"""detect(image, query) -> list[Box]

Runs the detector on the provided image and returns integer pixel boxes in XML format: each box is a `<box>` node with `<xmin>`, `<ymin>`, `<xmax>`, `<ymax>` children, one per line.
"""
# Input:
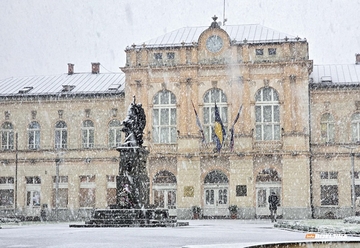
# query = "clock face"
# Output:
<box><xmin>206</xmin><ymin>35</ymin><xmax>223</xmax><ymax>53</ymax></box>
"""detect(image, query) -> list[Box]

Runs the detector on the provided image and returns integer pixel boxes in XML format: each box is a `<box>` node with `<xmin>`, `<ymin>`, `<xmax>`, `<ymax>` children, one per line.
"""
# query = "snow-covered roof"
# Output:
<box><xmin>0</xmin><ymin>73</ymin><xmax>125</xmax><ymax>97</ymax></box>
<box><xmin>131</xmin><ymin>24</ymin><xmax>305</xmax><ymax>49</ymax></box>
<box><xmin>310</xmin><ymin>64</ymin><xmax>360</xmax><ymax>87</ymax></box>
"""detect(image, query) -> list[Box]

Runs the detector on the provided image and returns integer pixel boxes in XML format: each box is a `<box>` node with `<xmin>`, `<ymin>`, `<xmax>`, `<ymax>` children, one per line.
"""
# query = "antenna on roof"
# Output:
<box><xmin>223</xmin><ymin>0</ymin><xmax>227</xmax><ymax>26</ymax></box>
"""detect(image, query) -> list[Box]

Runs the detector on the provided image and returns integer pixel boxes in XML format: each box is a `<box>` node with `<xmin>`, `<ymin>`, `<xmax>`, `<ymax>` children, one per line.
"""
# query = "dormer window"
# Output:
<box><xmin>18</xmin><ymin>86</ymin><xmax>33</xmax><ymax>94</ymax></box>
<box><xmin>61</xmin><ymin>85</ymin><xmax>75</xmax><ymax>92</ymax></box>
<box><xmin>108</xmin><ymin>84</ymin><xmax>121</xmax><ymax>91</ymax></box>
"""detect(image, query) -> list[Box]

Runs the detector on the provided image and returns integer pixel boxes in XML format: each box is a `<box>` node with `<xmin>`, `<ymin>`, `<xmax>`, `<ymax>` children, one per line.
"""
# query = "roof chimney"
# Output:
<box><xmin>356</xmin><ymin>54</ymin><xmax>360</xmax><ymax>65</ymax></box>
<box><xmin>67</xmin><ymin>63</ymin><xmax>74</xmax><ymax>75</ymax></box>
<box><xmin>91</xmin><ymin>62</ymin><xmax>100</xmax><ymax>74</ymax></box>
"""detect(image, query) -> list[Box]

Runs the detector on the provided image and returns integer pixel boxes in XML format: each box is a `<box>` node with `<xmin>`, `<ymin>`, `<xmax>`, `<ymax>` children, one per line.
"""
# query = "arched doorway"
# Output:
<box><xmin>152</xmin><ymin>171</ymin><xmax>177</xmax><ymax>216</ymax></box>
<box><xmin>255</xmin><ymin>168</ymin><xmax>282</xmax><ymax>216</ymax></box>
<box><xmin>203</xmin><ymin>170</ymin><xmax>229</xmax><ymax>217</ymax></box>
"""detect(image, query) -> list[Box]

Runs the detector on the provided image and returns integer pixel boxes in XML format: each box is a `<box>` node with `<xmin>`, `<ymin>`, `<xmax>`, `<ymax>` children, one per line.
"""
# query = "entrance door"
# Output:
<box><xmin>256</xmin><ymin>185</ymin><xmax>281</xmax><ymax>216</ymax></box>
<box><xmin>152</xmin><ymin>170</ymin><xmax>177</xmax><ymax>216</ymax></box>
<box><xmin>203</xmin><ymin>170</ymin><xmax>229</xmax><ymax>217</ymax></box>
<box><xmin>203</xmin><ymin>186</ymin><xmax>228</xmax><ymax>216</ymax></box>
<box><xmin>153</xmin><ymin>188</ymin><xmax>177</xmax><ymax>216</ymax></box>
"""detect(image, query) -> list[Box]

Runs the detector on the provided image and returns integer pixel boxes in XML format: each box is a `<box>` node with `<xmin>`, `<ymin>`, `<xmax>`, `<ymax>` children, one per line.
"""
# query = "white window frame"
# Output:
<box><xmin>108</xmin><ymin>120</ymin><xmax>122</xmax><ymax>148</ymax></box>
<box><xmin>28</xmin><ymin>121</ymin><xmax>40</xmax><ymax>149</ymax></box>
<box><xmin>320</xmin><ymin>113</ymin><xmax>335</xmax><ymax>143</ymax></box>
<box><xmin>203</xmin><ymin>88</ymin><xmax>228</xmax><ymax>143</ymax></box>
<box><xmin>351</xmin><ymin>113</ymin><xmax>360</xmax><ymax>143</ymax></box>
<box><xmin>1</xmin><ymin>122</ymin><xmax>14</xmax><ymax>150</ymax></box>
<box><xmin>82</xmin><ymin>120</ymin><xmax>94</xmax><ymax>148</ymax></box>
<box><xmin>152</xmin><ymin>90</ymin><xmax>177</xmax><ymax>144</ymax></box>
<box><xmin>25</xmin><ymin>176</ymin><xmax>41</xmax><ymax>208</ymax></box>
<box><xmin>55</xmin><ymin>121</ymin><xmax>67</xmax><ymax>149</ymax></box>
<box><xmin>255</xmin><ymin>87</ymin><xmax>280</xmax><ymax>141</ymax></box>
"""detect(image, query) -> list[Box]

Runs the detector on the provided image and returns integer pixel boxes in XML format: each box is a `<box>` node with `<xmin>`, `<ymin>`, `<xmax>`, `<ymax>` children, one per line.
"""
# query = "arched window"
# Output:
<box><xmin>1</xmin><ymin>122</ymin><xmax>14</xmax><ymax>150</ymax></box>
<box><xmin>320</xmin><ymin>113</ymin><xmax>334</xmax><ymax>143</ymax></box>
<box><xmin>203</xmin><ymin>89</ymin><xmax>228</xmax><ymax>142</ymax></box>
<box><xmin>204</xmin><ymin>170</ymin><xmax>229</xmax><ymax>184</ymax></box>
<box><xmin>152</xmin><ymin>90</ymin><xmax>177</xmax><ymax>144</ymax></box>
<box><xmin>55</xmin><ymin>121</ymin><xmax>67</xmax><ymax>149</ymax></box>
<box><xmin>351</xmin><ymin>113</ymin><xmax>360</xmax><ymax>143</ymax></box>
<box><xmin>108</xmin><ymin>119</ymin><xmax>122</xmax><ymax>147</ymax></box>
<box><xmin>256</xmin><ymin>168</ymin><xmax>281</xmax><ymax>182</ymax></box>
<box><xmin>28</xmin><ymin>121</ymin><xmax>40</xmax><ymax>149</ymax></box>
<box><xmin>82</xmin><ymin>120</ymin><xmax>94</xmax><ymax>148</ymax></box>
<box><xmin>255</xmin><ymin>87</ymin><xmax>280</xmax><ymax>141</ymax></box>
<box><xmin>153</xmin><ymin>171</ymin><xmax>177</xmax><ymax>184</ymax></box>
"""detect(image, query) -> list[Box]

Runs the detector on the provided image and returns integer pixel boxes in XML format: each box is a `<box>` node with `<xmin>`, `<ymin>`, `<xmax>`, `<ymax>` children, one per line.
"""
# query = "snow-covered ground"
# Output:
<box><xmin>276</xmin><ymin>218</ymin><xmax>360</xmax><ymax>235</ymax></box>
<box><xmin>1</xmin><ymin>219</ymin><xmax>360</xmax><ymax>248</ymax></box>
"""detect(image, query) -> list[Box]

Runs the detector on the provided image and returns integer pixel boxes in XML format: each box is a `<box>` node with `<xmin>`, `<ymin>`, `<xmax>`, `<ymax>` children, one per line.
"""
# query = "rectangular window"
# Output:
<box><xmin>255</xmin><ymin>49</ymin><xmax>264</xmax><ymax>55</ymax></box>
<box><xmin>79</xmin><ymin>188</ymin><xmax>95</xmax><ymax>208</ymax></box>
<box><xmin>321</xmin><ymin>185</ymin><xmax>338</xmax><ymax>205</ymax></box>
<box><xmin>154</xmin><ymin>53</ymin><xmax>162</xmax><ymax>60</ymax></box>
<box><xmin>186</xmin><ymin>50</ymin><xmax>191</xmax><ymax>64</ymax></box>
<box><xmin>0</xmin><ymin>177</ymin><xmax>14</xmax><ymax>207</ymax></box>
<box><xmin>0</xmin><ymin>189</ymin><xmax>14</xmax><ymax>207</ymax></box>
<box><xmin>268</xmin><ymin>48</ymin><xmax>276</xmax><ymax>55</ymax></box>
<box><xmin>166</xmin><ymin>52</ymin><xmax>175</xmax><ymax>59</ymax></box>
<box><xmin>52</xmin><ymin>176</ymin><xmax>68</xmax><ymax>208</ymax></box>
<box><xmin>107</xmin><ymin>175</ymin><xmax>116</xmax><ymax>207</ymax></box>
<box><xmin>26</xmin><ymin>176</ymin><xmax>41</xmax><ymax>184</ymax></box>
<box><xmin>79</xmin><ymin>175</ymin><xmax>95</xmax><ymax>208</ymax></box>
<box><xmin>1</xmin><ymin>130</ymin><xmax>14</xmax><ymax>150</ymax></box>
<box><xmin>167</xmin><ymin>190</ymin><xmax>176</xmax><ymax>209</ymax></box>
<box><xmin>52</xmin><ymin>188</ymin><xmax>68</xmax><ymax>208</ymax></box>
<box><xmin>27</xmin><ymin>190</ymin><xmax>41</xmax><ymax>207</ymax></box>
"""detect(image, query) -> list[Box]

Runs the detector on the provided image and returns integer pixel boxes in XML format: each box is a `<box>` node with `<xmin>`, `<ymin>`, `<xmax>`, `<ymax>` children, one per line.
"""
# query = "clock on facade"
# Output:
<box><xmin>206</xmin><ymin>35</ymin><xmax>223</xmax><ymax>53</ymax></box>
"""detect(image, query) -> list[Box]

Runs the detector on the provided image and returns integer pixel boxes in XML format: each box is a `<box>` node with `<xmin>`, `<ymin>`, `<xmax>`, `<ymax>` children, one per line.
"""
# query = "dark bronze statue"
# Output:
<box><xmin>121</xmin><ymin>96</ymin><xmax>146</xmax><ymax>147</ymax></box>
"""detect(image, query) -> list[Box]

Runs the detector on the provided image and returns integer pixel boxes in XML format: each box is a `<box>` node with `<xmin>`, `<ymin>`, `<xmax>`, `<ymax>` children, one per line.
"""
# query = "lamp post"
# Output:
<box><xmin>343</xmin><ymin>146</ymin><xmax>356</xmax><ymax>216</ymax></box>
<box><xmin>55</xmin><ymin>157</ymin><xmax>60</xmax><ymax>221</ymax></box>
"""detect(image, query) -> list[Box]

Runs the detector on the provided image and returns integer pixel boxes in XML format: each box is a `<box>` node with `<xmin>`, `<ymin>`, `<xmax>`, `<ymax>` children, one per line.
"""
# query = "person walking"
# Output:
<box><xmin>268</xmin><ymin>191</ymin><xmax>279</xmax><ymax>222</ymax></box>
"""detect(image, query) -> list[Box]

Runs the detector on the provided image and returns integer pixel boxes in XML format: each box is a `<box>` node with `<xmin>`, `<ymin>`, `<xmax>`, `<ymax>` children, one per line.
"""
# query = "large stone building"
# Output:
<box><xmin>1</xmin><ymin>17</ymin><xmax>360</xmax><ymax>220</ymax></box>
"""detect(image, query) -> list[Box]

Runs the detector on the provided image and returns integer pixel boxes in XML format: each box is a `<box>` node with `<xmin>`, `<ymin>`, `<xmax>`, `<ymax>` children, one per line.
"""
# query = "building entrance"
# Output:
<box><xmin>203</xmin><ymin>170</ymin><xmax>229</xmax><ymax>217</ymax></box>
<box><xmin>255</xmin><ymin>168</ymin><xmax>282</xmax><ymax>217</ymax></box>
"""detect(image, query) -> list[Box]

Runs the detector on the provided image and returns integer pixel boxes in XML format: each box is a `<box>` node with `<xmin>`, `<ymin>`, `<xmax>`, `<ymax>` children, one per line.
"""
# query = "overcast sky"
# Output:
<box><xmin>0</xmin><ymin>0</ymin><xmax>359</xmax><ymax>80</ymax></box>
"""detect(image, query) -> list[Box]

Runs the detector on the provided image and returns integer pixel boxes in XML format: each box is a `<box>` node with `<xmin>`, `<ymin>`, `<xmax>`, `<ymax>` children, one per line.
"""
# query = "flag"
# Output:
<box><xmin>213</xmin><ymin>102</ymin><xmax>226</xmax><ymax>152</ymax></box>
<box><xmin>191</xmin><ymin>101</ymin><xmax>206</xmax><ymax>143</ymax></box>
<box><xmin>230</xmin><ymin>105</ymin><xmax>242</xmax><ymax>152</ymax></box>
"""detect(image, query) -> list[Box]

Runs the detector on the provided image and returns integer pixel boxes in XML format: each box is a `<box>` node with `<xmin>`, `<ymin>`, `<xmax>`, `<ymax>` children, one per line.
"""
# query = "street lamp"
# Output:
<box><xmin>343</xmin><ymin>146</ymin><xmax>356</xmax><ymax>216</ymax></box>
<box><xmin>55</xmin><ymin>157</ymin><xmax>61</xmax><ymax>221</ymax></box>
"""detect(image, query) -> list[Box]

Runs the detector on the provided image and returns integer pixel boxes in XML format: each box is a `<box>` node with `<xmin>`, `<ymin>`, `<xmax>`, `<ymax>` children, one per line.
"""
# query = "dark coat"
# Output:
<box><xmin>268</xmin><ymin>194</ymin><xmax>279</xmax><ymax>210</ymax></box>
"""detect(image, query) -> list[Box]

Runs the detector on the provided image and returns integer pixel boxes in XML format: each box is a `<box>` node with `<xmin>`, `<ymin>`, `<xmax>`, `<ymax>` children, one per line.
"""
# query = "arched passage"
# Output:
<box><xmin>203</xmin><ymin>170</ymin><xmax>229</xmax><ymax>217</ymax></box>
<box><xmin>255</xmin><ymin>168</ymin><xmax>282</xmax><ymax>216</ymax></box>
<box><xmin>152</xmin><ymin>170</ymin><xmax>177</xmax><ymax>216</ymax></box>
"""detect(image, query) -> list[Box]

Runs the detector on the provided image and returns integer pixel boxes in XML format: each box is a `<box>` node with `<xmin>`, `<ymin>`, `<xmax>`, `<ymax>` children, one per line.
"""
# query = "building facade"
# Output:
<box><xmin>0</xmin><ymin>64</ymin><xmax>125</xmax><ymax>220</ymax></box>
<box><xmin>122</xmin><ymin>17</ymin><xmax>312</xmax><ymax>219</ymax></box>
<box><xmin>1</xmin><ymin>18</ymin><xmax>360</xmax><ymax>220</ymax></box>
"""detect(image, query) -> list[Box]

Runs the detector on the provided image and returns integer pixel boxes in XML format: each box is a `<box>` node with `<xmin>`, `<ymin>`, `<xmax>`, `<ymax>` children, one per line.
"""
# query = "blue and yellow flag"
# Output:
<box><xmin>213</xmin><ymin>102</ymin><xmax>226</xmax><ymax>152</ymax></box>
